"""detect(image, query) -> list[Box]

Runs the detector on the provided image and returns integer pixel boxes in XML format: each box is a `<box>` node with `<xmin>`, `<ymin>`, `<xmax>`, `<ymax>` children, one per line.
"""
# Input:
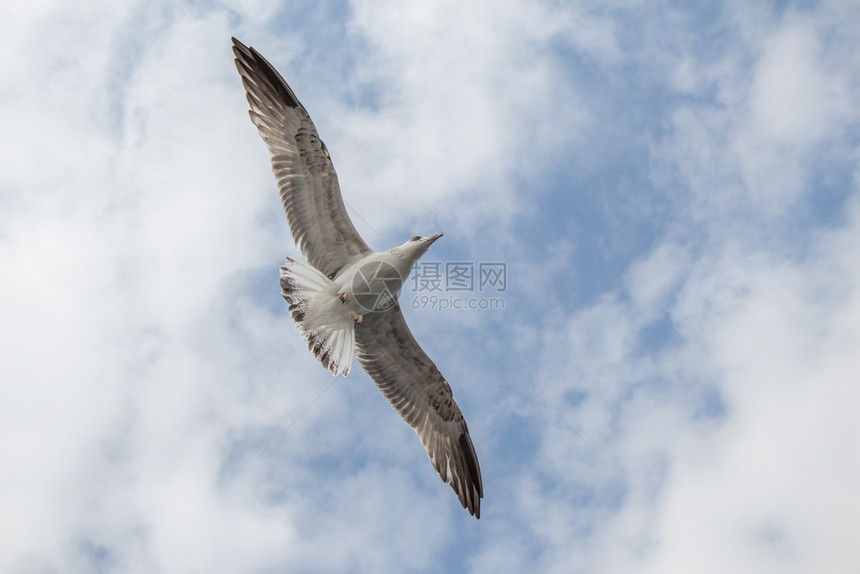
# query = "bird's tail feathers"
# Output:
<box><xmin>280</xmin><ymin>257</ymin><xmax>354</xmax><ymax>376</ymax></box>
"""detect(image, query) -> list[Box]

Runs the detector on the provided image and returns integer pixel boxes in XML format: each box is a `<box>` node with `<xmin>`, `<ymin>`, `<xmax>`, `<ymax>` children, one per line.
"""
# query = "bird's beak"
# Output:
<box><xmin>427</xmin><ymin>232</ymin><xmax>444</xmax><ymax>244</ymax></box>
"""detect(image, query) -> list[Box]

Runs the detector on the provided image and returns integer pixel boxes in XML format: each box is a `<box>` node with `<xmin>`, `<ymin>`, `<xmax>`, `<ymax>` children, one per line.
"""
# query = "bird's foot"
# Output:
<box><xmin>338</xmin><ymin>292</ymin><xmax>348</xmax><ymax>303</ymax></box>
<box><xmin>353</xmin><ymin>313</ymin><xmax>363</xmax><ymax>326</ymax></box>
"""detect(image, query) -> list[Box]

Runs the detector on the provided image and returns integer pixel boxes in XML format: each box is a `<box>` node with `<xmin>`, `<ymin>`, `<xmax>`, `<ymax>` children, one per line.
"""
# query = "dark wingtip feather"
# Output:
<box><xmin>458</xmin><ymin>432</ymin><xmax>483</xmax><ymax>518</ymax></box>
<box><xmin>231</xmin><ymin>37</ymin><xmax>302</xmax><ymax>109</ymax></box>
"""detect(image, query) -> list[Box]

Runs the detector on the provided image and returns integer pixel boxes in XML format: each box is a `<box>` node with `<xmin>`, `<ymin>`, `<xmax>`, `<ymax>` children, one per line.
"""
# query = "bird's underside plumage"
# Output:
<box><xmin>232</xmin><ymin>37</ymin><xmax>483</xmax><ymax>517</ymax></box>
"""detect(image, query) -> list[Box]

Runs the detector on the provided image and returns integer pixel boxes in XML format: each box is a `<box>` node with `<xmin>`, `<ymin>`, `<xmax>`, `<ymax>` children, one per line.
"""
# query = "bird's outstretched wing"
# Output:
<box><xmin>355</xmin><ymin>304</ymin><xmax>483</xmax><ymax>517</ymax></box>
<box><xmin>232</xmin><ymin>37</ymin><xmax>372</xmax><ymax>278</ymax></box>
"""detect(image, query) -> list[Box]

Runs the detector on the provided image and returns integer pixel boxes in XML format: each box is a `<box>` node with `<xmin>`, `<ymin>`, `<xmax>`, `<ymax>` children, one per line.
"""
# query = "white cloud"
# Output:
<box><xmin>495</xmin><ymin>202</ymin><xmax>860</xmax><ymax>574</ymax></box>
<box><xmin>637</xmin><ymin>202</ymin><xmax>860</xmax><ymax>574</ymax></box>
<box><xmin>314</xmin><ymin>0</ymin><xmax>604</xmax><ymax>239</ymax></box>
<box><xmin>652</xmin><ymin>2</ymin><xmax>860</xmax><ymax>220</ymax></box>
<box><xmin>467</xmin><ymin>4</ymin><xmax>860</xmax><ymax>571</ymax></box>
<box><xmin>2</xmin><ymin>1</ymin><xmax>860</xmax><ymax>573</ymax></box>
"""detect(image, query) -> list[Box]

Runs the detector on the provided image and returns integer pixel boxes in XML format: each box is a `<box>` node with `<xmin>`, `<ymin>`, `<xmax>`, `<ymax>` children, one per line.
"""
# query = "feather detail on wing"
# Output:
<box><xmin>232</xmin><ymin>37</ymin><xmax>372</xmax><ymax>278</ymax></box>
<box><xmin>355</xmin><ymin>304</ymin><xmax>483</xmax><ymax>518</ymax></box>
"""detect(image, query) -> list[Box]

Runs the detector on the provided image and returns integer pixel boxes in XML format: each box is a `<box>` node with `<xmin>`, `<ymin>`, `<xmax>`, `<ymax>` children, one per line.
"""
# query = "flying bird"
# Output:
<box><xmin>232</xmin><ymin>38</ymin><xmax>483</xmax><ymax>517</ymax></box>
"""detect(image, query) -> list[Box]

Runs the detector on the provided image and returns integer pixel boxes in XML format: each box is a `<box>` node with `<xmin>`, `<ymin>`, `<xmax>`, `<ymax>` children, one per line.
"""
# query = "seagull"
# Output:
<box><xmin>232</xmin><ymin>38</ymin><xmax>483</xmax><ymax>518</ymax></box>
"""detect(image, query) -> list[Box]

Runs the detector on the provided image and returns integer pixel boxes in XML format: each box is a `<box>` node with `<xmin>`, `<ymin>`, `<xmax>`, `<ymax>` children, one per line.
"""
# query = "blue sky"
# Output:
<box><xmin>2</xmin><ymin>1</ymin><xmax>860</xmax><ymax>572</ymax></box>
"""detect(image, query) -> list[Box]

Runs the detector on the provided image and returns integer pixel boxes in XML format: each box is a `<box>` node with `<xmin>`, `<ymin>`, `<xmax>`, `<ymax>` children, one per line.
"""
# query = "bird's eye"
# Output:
<box><xmin>410</xmin><ymin>235</ymin><xmax>421</xmax><ymax>241</ymax></box>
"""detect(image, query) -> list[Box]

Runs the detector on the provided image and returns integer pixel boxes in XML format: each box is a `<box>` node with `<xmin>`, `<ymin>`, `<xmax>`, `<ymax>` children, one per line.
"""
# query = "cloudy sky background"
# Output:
<box><xmin>2</xmin><ymin>0</ymin><xmax>859</xmax><ymax>572</ymax></box>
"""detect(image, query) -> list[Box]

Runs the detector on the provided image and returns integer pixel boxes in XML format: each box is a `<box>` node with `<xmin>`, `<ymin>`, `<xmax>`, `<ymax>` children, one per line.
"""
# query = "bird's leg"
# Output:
<box><xmin>353</xmin><ymin>313</ymin><xmax>363</xmax><ymax>326</ymax></box>
<box><xmin>338</xmin><ymin>292</ymin><xmax>348</xmax><ymax>303</ymax></box>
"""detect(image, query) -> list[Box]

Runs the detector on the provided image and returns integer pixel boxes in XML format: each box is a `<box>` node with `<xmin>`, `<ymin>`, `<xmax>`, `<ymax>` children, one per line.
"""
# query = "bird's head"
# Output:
<box><xmin>395</xmin><ymin>232</ymin><xmax>444</xmax><ymax>265</ymax></box>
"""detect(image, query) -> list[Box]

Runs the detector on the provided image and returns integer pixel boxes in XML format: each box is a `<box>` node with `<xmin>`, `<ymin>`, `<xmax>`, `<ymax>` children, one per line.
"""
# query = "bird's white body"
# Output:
<box><xmin>281</xmin><ymin>234</ymin><xmax>443</xmax><ymax>375</ymax></box>
<box><xmin>329</xmin><ymin>234</ymin><xmax>443</xmax><ymax>320</ymax></box>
